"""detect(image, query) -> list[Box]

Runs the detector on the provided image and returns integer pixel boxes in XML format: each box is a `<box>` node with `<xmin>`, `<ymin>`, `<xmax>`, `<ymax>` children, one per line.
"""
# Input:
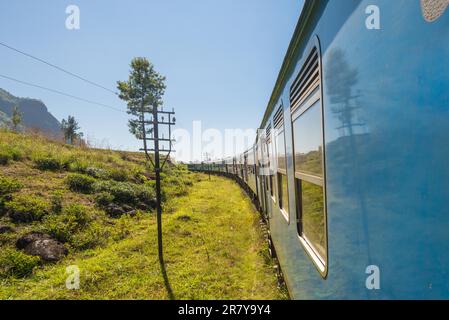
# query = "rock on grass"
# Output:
<box><xmin>16</xmin><ymin>232</ymin><xmax>68</xmax><ymax>262</ymax></box>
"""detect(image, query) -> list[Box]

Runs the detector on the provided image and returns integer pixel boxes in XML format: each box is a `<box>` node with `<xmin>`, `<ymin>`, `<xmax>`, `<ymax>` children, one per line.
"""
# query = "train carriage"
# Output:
<box><xmin>245</xmin><ymin>148</ymin><xmax>257</xmax><ymax>195</ymax></box>
<box><xmin>192</xmin><ymin>0</ymin><xmax>449</xmax><ymax>299</ymax></box>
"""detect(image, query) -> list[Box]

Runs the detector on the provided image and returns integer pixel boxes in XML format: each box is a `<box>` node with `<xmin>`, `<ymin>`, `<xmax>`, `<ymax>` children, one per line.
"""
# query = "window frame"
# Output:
<box><xmin>290</xmin><ymin>38</ymin><xmax>328</xmax><ymax>279</ymax></box>
<box><xmin>275</xmin><ymin>127</ymin><xmax>289</xmax><ymax>222</ymax></box>
<box><xmin>267</xmin><ymin>140</ymin><xmax>276</xmax><ymax>203</ymax></box>
<box><xmin>244</xmin><ymin>154</ymin><xmax>248</xmax><ymax>182</ymax></box>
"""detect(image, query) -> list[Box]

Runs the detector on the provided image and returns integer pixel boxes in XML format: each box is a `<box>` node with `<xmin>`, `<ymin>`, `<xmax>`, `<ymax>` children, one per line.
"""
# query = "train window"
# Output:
<box><xmin>265</xmin><ymin>157</ymin><xmax>270</xmax><ymax>192</ymax></box>
<box><xmin>276</xmin><ymin>129</ymin><xmax>287</xmax><ymax>172</ymax></box>
<box><xmin>277</xmin><ymin>173</ymin><xmax>282</xmax><ymax>204</ymax></box>
<box><xmin>276</xmin><ymin>129</ymin><xmax>289</xmax><ymax>218</ymax></box>
<box><xmin>244</xmin><ymin>156</ymin><xmax>248</xmax><ymax>181</ymax></box>
<box><xmin>277</xmin><ymin>172</ymin><xmax>289</xmax><ymax>212</ymax></box>
<box><xmin>299</xmin><ymin>180</ymin><xmax>325</xmax><ymax>258</ymax></box>
<box><xmin>293</xmin><ymin>100</ymin><xmax>323</xmax><ymax>178</ymax></box>
<box><xmin>264</xmin><ymin>144</ymin><xmax>270</xmax><ymax>193</ymax></box>
<box><xmin>267</xmin><ymin>141</ymin><xmax>275</xmax><ymax>199</ymax></box>
<box><xmin>274</xmin><ymin>106</ymin><xmax>289</xmax><ymax>220</ymax></box>
<box><xmin>290</xmin><ymin>44</ymin><xmax>327</xmax><ymax>275</ymax></box>
<box><xmin>265</xmin><ymin>125</ymin><xmax>275</xmax><ymax>200</ymax></box>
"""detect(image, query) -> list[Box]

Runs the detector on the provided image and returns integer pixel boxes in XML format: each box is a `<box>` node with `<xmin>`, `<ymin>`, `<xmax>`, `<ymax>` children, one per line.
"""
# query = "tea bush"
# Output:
<box><xmin>50</xmin><ymin>191</ymin><xmax>64</xmax><ymax>214</ymax></box>
<box><xmin>66</xmin><ymin>173</ymin><xmax>96</xmax><ymax>193</ymax></box>
<box><xmin>34</xmin><ymin>156</ymin><xmax>67</xmax><ymax>171</ymax></box>
<box><xmin>68</xmin><ymin>159</ymin><xmax>89</xmax><ymax>173</ymax></box>
<box><xmin>0</xmin><ymin>175</ymin><xmax>22</xmax><ymax>195</ymax></box>
<box><xmin>5</xmin><ymin>195</ymin><xmax>49</xmax><ymax>223</ymax></box>
<box><xmin>0</xmin><ymin>151</ymin><xmax>11</xmax><ymax>165</ymax></box>
<box><xmin>0</xmin><ymin>176</ymin><xmax>22</xmax><ymax>216</ymax></box>
<box><xmin>108</xmin><ymin>168</ymin><xmax>129</xmax><ymax>182</ymax></box>
<box><xmin>85</xmin><ymin>167</ymin><xmax>108</xmax><ymax>179</ymax></box>
<box><xmin>94</xmin><ymin>191</ymin><xmax>115</xmax><ymax>207</ymax></box>
<box><xmin>0</xmin><ymin>145</ymin><xmax>24</xmax><ymax>165</ymax></box>
<box><xmin>0</xmin><ymin>248</ymin><xmax>40</xmax><ymax>278</ymax></box>
<box><xmin>43</xmin><ymin>204</ymin><xmax>91</xmax><ymax>243</ymax></box>
<box><xmin>93</xmin><ymin>180</ymin><xmax>155</xmax><ymax>206</ymax></box>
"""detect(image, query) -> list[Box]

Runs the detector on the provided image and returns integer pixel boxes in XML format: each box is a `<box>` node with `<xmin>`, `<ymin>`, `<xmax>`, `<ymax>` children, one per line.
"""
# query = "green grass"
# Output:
<box><xmin>0</xmin><ymin>130</ymin><xmax>285</xmax><ymax>299</ymax></box>
<box><xmin>0</xmin><ymin>175</ymin><xmax>286</xmax><ymax>299</ymax></box>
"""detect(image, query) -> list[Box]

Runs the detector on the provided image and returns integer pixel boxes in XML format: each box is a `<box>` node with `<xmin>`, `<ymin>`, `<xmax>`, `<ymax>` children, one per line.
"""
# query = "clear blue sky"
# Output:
<box><xmin>0</xmin><ymin>0</ymin><xmax>303</xmax><ymax>161</ymax></box>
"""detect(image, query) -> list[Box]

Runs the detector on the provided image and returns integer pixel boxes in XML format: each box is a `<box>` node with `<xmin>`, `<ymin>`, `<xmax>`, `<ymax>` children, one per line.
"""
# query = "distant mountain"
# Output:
<box><xmin>0</xmin><ymin>88</ymin><xmax>61</xmax><ymax>135</ymax></box>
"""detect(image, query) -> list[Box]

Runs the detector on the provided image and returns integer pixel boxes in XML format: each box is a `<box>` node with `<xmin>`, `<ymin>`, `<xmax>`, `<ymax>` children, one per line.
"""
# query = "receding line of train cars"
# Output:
<box><xmin>189</xmin><ymin>0</ymin><xmax>449</xmax><ymax>299</ymax></box>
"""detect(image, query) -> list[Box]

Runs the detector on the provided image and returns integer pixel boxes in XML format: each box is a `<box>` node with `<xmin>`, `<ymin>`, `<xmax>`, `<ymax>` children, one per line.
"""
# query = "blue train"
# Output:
<box><xmin>189</xmin><ymin>0</ymin><xmax>449</xmax><ymax>299</ymax></box>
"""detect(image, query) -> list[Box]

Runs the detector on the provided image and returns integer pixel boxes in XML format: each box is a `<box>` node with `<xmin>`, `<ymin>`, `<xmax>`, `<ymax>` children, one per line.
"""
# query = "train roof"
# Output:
<box><xmin>259</xmin><ymin>0</ymin><xmax>317</xmax><ymax>130</ymax></box>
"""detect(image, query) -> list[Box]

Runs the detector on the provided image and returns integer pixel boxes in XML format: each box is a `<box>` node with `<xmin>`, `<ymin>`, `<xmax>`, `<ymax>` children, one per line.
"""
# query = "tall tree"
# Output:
<box><xmin>116</xmin><ymin>57</ymin><xmax>166</xmax><ymax>139</ymax></box>
<box><xmin>61</xmin><ymin>115</ymin><xmax>82</xmax><ymax>145</ymax></box>
<box><xmin>11</xmin><ymin>105</ymin><xmax>23</xmax><ymax>132</ymax></box>
<box><xmin>117</xmin><ymin>57</ymin><xmax>168</xmax><ymax>266</ymax></box>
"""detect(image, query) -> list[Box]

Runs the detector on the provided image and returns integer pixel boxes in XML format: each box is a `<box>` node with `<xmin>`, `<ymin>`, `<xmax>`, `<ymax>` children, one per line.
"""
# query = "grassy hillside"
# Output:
<box><xmin>0</xmin><ymin>130</ymin><xmax>285</xmax><ymax>299</ymax></box>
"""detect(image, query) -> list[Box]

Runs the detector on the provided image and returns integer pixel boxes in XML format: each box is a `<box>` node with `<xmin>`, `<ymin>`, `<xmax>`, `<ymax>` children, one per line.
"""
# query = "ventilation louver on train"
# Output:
<box><xmin>266</xmin><ymin>125</ymin><xmax>272</xmax><ymax>142</ymax></box>
<box><xmin>290</xmin><ymin>47</ymin><xmax>320</xmax><ymax>114</ymax></box>
<box><xmin>273</xmin><ymin>106</ymin><xmax>284</xmax><ymax>129</ymax></box>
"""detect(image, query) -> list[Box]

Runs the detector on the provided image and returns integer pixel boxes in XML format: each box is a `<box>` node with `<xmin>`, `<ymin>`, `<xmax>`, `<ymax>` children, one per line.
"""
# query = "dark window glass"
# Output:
<box><xmin>278</xmin><ymin>173</ymin><xmax>289</xmax><ymax>214</ymax></box>
<box><xmin>277</xmin><ymin>173</ymin><xmax>282</xmax><ymax>206</ymax></box>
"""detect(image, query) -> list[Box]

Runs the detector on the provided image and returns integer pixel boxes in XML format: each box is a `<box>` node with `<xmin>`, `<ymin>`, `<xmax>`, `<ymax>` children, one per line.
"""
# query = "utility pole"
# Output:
<box><xmin>140</xmin><ymin>106</ymin><xmax>175</xmax><ymax>262</ymax></box>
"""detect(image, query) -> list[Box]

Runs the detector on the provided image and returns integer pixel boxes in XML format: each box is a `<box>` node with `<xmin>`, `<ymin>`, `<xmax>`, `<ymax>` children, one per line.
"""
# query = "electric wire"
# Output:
<box><xmin>0</xmin><ymin>41</ymin><xmax>118</xmax><ymax>95</ymax></box>
<box><xmin>0</xmin><ymin>73</ymin><xmax>126</xmax><ymax>113</ymax></box>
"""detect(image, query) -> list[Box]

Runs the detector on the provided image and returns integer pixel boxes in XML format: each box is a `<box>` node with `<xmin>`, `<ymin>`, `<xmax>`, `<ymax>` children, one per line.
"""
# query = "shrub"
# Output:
<box><xmin>0</xmin><ymin>176</ymin><xmax>22</xmax><ymax>195</ymax></box>
<box><xmin>94</xmin><ymin>191</ymin><xmax>115</xmax><ymax>207</ymax></box>
<box><xmin>9</xmin><ymin>147</ymin><xmax>24</xmax><ymax>161</ymax></box>
<box><xmin>61</xmin><ymin>204</ymin><xmax>90</xmax><ymax>225</ymax></box>
<box><xmin>66</xmin><ymin>173</ymin><xmax>96</xmax><ymax>193</ymax></box>
<box><xmin>0</xmin><ymin>176</ymin><xmax>22</xmax><ymax>216</ymax></box>
<box><xmin>34</xmin><ymin>156</ymin><xmax>66</xmax><ymax>171</ymax></box>
<box><xmin>131</xmin><ymin>169</ymin><xmax>147</xmax><ymax>184</ymax></box>
<box><xmin>68</xmin><ymin>159</ymin><xmax>89</xmax><ymax>173</ymax></box>
<box><xmin>5</xmin><ymin>195</ymin><xmax>49</xmax><ymax>223</ymax></box>
<box><xmin>93</xmin><ymin>180</ymin><xmax>135</xmax><ymax>204</ymax></box>
<box><xmin>93</xmin><ymin>180</ymin><xmax>155</xmax><ymax>206</ymax></box>
<box><xmin>0</xmin><ymin>151</ymin><xmax>11</xmax><ymax>165</ymax></box>
<box><xmin>0</xmin><ymin>248</ymin><xmax>40</xmax><ymax>278</ymax></box>
<box><xmin>108</xmin><ymin>168</ymin><xmax>128</xmax><ymax>182</ymax></box>
<box><xmin>85</xmin><ymin>167</ymin><xmax>108</xmax><ymax>179</ymax></box>
<box><xmin>0</xmin><ymin>145</ymin><xmax>23</xmax><ymax>165</ymax></box>
<box><xmin>50</xmin><ymin>191</ymin><xmax>64</xmax><ymax>213</ymax></box>
<box><xmin>43</xmin><ymin>204</ymin><xmax>90</xmax><ymax>243</ymax></box>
